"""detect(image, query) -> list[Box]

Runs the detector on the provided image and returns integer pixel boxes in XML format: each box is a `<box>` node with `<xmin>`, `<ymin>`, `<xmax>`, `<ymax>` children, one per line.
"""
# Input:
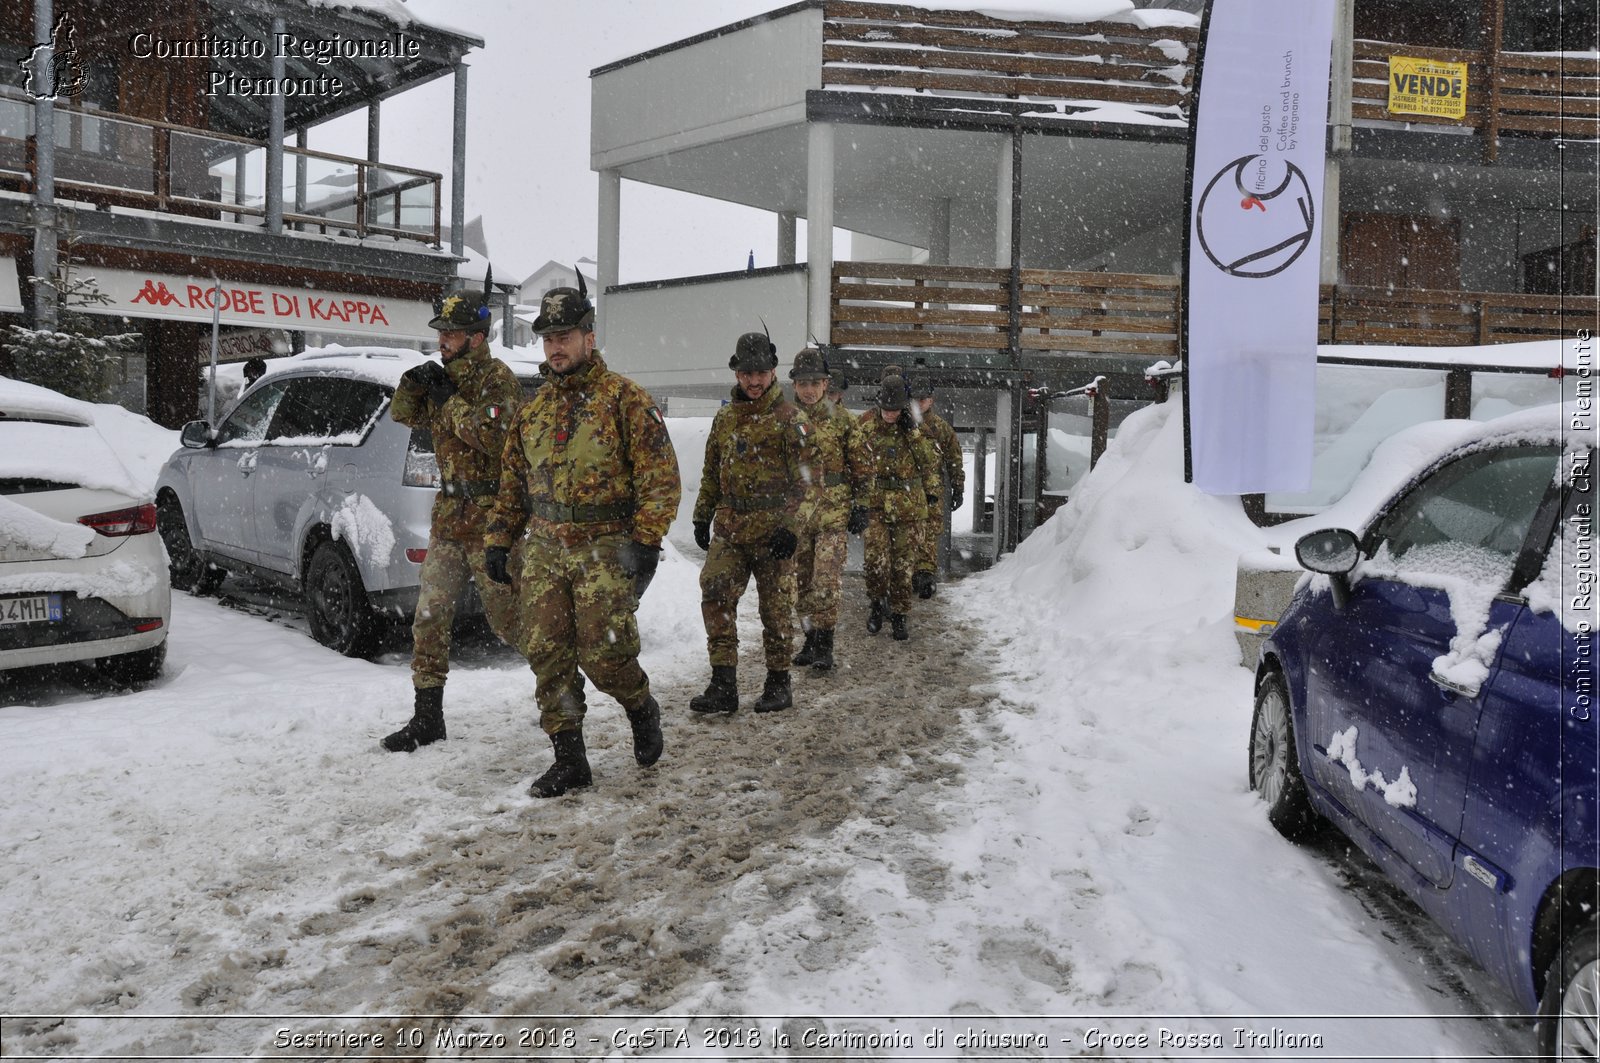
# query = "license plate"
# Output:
<box><xmin>0</xmin><ymin>593</ymin><xmax>62</xmax><ymax>625</ymax></box>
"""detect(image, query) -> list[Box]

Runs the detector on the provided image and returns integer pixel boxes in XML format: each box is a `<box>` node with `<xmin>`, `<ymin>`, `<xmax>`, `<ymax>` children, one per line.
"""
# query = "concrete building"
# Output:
<box><xmin>589</xmin><ymin>0</ymin><xmax>1597</xmax><ymax>555</ymax></box>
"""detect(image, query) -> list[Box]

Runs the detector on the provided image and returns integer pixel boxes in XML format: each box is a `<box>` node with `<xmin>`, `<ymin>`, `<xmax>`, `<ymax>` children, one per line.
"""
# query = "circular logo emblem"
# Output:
<box><xmin>1196</xmin><ymin>154</ymin><xmax>1315</xmax><ymax>279</ymax></box>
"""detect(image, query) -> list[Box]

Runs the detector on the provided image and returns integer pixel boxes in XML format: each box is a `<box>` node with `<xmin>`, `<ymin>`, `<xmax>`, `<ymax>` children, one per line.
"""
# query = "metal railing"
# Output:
<box><xmin>0</xmin><ymin>91</ymin><xmax>441</xmax><ymax>244</ymax></box>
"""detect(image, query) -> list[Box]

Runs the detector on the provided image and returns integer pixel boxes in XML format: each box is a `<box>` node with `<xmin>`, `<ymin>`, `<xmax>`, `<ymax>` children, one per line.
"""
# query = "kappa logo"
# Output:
<box><xmin>1196</xmin><ymin>154</ymin><xmax>1315</xmax><ymax>279</ymax></box>
<box><xmin>130</xmin><ymin>279</ymin><xmax>182</xmax><ymax>307</ymax></box>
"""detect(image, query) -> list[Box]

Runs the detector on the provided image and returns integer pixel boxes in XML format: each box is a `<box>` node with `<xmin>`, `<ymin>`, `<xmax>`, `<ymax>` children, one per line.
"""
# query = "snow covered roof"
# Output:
<box><xmin>0</xmin><ymin>378</ymin><xmax>144</xmax><ymax>497</ymax></box>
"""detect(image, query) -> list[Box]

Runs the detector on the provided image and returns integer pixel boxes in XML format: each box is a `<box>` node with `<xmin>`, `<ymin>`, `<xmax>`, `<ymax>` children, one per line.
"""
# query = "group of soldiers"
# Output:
<box><xmin>379</xmin><ymin>275</ymin><xmax>963</xmax><ymax>799</ymax></box>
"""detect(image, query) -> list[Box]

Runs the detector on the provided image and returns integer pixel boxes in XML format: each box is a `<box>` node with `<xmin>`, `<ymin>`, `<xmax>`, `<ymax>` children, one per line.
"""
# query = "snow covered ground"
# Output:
<box><xmin>0</xmin><ymin>399</ymin><xmax>1543</xmax><ymax>1059</ymax></box>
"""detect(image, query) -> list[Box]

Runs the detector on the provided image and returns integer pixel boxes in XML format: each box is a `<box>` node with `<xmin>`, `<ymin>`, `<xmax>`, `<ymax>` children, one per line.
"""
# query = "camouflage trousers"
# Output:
<box><xmin>700</xmin><ymin>538</ymin><xmax>796</xmax><ymax>671</ymax></box>
<box><xmin>517</xmin><ymin>532</ymin><xmax>651</xmax><ymax>736</ymax></box>
<box><xmin>917</xmin><ymin>513</ymin><xmax>944</xmax><ymax>576</ymax></box>
<box><xmin>794</xmin><ymin>519</ymin><xmax>849</xmax><ymax>630</ymax></box>
<box><xmin>411</xmin><ymin>532</ymin><xmax>522</xmax><ymax>690</ymax></box>
<box><xmin>863</xmin><ymin>515</ymin><xmax>924</xmax><ymax>614</ymax></box>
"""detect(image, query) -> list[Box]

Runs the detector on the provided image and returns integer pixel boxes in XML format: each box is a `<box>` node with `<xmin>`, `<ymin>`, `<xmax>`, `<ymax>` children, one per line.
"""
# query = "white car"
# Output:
<box><xmin>0</xmin><ymin>379</ymin><xmax>171</xmax><ymax>683</ymax></box>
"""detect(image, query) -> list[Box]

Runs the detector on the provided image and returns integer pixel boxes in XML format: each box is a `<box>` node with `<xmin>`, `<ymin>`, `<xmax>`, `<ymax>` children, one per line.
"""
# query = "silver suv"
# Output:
<box><xmin>155</xmin><ymin>347</ymin><xmax>538</xmax><ymax>657</ymax></box>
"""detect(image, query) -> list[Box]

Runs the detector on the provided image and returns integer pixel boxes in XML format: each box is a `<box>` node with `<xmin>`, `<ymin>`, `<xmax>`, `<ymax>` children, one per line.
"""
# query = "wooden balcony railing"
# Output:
<box><xmin>818</xmin><ymin>3</ymin><xmax>1595</xmax><ymax>144</ymax></box>
<box><xmin>1353</xmin><ymin>39</ymin><xmax>1600</xmax><ymax>152</ymax></box>
<box><xmin>821</xmin><ymin>1</ymin><xmax>1197</xmax><ymax>122</ymax></box>
<box><xmin>832</xmin><ymin>261</ymin><xmax>1598</xmax><ymax>359</ymax></box>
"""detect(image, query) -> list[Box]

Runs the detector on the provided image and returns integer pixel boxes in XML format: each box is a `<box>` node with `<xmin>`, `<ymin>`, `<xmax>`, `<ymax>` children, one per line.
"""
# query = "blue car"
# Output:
<box><xmin>1248</xmin><ymin>409</ymin><xmax>1596</xmax><ymax>1058</ymax></box>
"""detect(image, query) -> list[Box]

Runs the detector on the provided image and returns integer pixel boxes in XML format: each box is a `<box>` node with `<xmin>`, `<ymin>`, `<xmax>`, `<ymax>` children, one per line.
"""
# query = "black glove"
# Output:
<box><xmin>927</xmin><ymin>493</ymin><xmax>939</xmax><ymax>508</ymax></box>
<box><xmin>693</xmin><ymin>521</ymin><xmax>711</xmax><ymax>551</ymax></box>
<box><xmin>847</xmin><ymin>506</ymin><xmax>869</xmax><ymax>535</ymax></box>
<box><xmin>618</xmin><ymin>539</ymin><xmax>661</xmax><ymax>599</ymax></box>
<box><xmin>403</xmin><ymin>360</ymin><xmax>456</xmax><ymax>406</ymax></box>
<box><xmin>767</xmin><ymin>527</ymin><xmax>798</xmax><ymax>561</ymax></box>
<box><xmin>949</xmin><ymin>494</ymin><xmax>963</xmax><ymax>513</ymax></box>
<box><xmin>484</xmin><ymin>545</ymin><xmax>512</xmax><ymax>585</ymax></box>
<box><xmin>427</xmin><ymin>373</ymin><xmax>458</xmax><ymax>407</ymax></box>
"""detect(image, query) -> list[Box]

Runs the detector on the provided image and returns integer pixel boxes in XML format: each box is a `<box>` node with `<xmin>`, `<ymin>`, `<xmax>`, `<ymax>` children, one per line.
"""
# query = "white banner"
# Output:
<box><xmin>73</xmin><ymin>268</ymin><xmax>434</xmax><ymax>340</ymax></box>
<box><xmin>1185</xmin><ymin>0</ymin><xmax>1335</xmax><ymax>493</ymax></box>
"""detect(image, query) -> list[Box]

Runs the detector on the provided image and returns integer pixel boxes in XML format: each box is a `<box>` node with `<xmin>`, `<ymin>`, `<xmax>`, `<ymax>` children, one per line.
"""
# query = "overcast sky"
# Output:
<box><xmin>309</xmin><ymin>0</ymin><xmax>790</xmax><ymax>286</ymax></box>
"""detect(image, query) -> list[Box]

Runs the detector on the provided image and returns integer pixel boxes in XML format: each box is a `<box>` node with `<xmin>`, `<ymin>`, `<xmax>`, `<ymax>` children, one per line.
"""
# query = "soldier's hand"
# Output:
<box><xmin>949</xmin><ymin>493</ymin><xmax>963</xmax><ymax>513</ymax></box>
<box><xmin>399</xmin><ymin>362</ymin><xmax>439</xmax><ymax>392</ymax></box>
<box><xmin>427</xmin><ymin>372</ymin><xmax>458</xmax><ymax>407</ymax></box>
<box><xmin>693</xmin><ymin>521</ymin><xmax>712</xmax><ymax>551</ymax></box>
<box><xmin>926</xmin><ymin>493</ymin><xmax>939</xmax><ymax>508</ymax></box>
<box><xmin>618</xmin><ymin>540</ymin><xmax>661</xmax><ymax>599</ymax></box>
<box><xmin>484</xmin><ymin>545</ymin><xmax>513</xmax><ymax>585</ymax></box>
<box><xmin>847</xmin><ymin>506</ymin><xmax>869</xmax><ymax>535</ymax></box>
<box><xmin>767</xmin><ymin>527</ymin><xmax>798</xmax><ymax>561</ymax></box>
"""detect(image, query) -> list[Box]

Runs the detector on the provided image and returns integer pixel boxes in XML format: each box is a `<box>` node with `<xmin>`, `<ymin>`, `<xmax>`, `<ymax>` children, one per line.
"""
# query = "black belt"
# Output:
<box><xmin>526</xmin><ymin>500</ymin><xmax>634</xmax><ymax>523</ymax></box>
<box><xmin>876</xmin><ymin>475</ymin><xmax>916</xmax><ymax>489</ymax></box>
<box><xmin>725</xmin><ymin>495</ymin><xmax>786</xmax><ymax>512</ymax></box>
<box><xmin>823</xmin><ymin>472</ymin><xmax>848</xmax><ymax>487</ymax></box>
<box><xmin>442</xmin><ymin>478</ymin><xmax>498</xmax><ymax>498</ymax></box>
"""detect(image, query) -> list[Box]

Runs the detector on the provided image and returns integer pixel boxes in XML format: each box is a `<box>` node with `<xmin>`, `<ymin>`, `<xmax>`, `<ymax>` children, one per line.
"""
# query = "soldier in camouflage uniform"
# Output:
<box><xmin>787</xmin><ymin>349</ymin><xmax>855</xmax><ymax>672</ymax></box>
<box><xmin>381</xmin><ymin>281</ymin><xmax>523</xmax><ymax>753</ymax></box>
<box><xmin>909</xmin><ymin>376</ymin><xmax>965</xmax><ymax>599</ymax></box>
<box><xmin>689</xmin><ymin>330</ymin><xmax>812</xmax><ymax>715</ymax></box>
<box><xmin>827</xmin><ymin>369</ymin><xmax>848</xmax><ymax>407</ymax></box>
<box><xmin>483</xmin><ymin>275</ymin><xmax>682</xmax><ymax>798</ymax></box>
<box><xmin>847</xmin><ymin>373</ymin><xmax>940</xmax><ymax>642</ymax></box>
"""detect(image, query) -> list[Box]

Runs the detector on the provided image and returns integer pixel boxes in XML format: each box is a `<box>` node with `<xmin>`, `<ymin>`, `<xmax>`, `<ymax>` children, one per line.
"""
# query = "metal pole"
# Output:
<box><xmin>1004</xmin><ymin>124</ymin><xmax>1025</xmax><ymax>552</ymax></box>
<box><xmin>265</xmin><ymin>17</ymin><xmax>285</xmax><ymax>234</ymax></box>
<box><xmin>31</xmin><ymin>0</ymin><xmax>56</xmax><ymax>328</ymax></box>
<box><xmin>1320</xmin><ymin>0</ymin><xmax>1354</xmax><ymax>283</ymax></box>
<box><xmin>450</xmin><ymin>62</ymin><xmax>468</xmax><ymax>260</ymax></box>
<box><xmin>207</xmin><ymin>277</ymin><xmax>222</xmax><ymax>424</ymax></box>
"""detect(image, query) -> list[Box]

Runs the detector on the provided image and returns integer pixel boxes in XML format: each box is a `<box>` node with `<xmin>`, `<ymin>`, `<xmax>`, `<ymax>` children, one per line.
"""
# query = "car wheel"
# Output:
<box><xmin>305</xmin><ymin>540</ymin><xmax>378</xmax><ymax>658</ymax></box>
<box><xmin>1248</xmin><ymin>670</ymin><xmax>1324</xmax><ymax>841</ymax></box>
<box><xmin>97</xmin><ymin>640</ymin><xmax>166</xmax><ymax>686</ymax></box>
<box><xmin>158</xmin><ymin>497</ymin><xmax>224</xmax><ymax>594</ymax></box>
<box><xmin>1538</xmin><ymin>917</ymin><xmax>1600</xmax><ymax>1060</ymax></box>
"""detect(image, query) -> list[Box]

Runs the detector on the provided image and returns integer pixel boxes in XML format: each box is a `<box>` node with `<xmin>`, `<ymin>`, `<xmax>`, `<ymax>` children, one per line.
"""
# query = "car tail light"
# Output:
<box><xmin>79</xmin><ymin>503</ymin><xmax>158</xmax><ymax>536</ymax></box>
<box><xmin>132</xmin><ymin>618</ymin><xmax>164</xmax><ymax>633</ymax></box>
<box><xmin>405</xmin><ymin>548</ymin><xmax>427</xmax><ymax>563</ymax></box>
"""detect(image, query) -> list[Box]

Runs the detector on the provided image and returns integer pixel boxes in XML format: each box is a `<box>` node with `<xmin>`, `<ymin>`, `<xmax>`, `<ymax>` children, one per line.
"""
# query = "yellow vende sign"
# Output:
<box><xmin>1388</xmin><ymin>55</ymin><xmax>1468</xmax><ymax>119</ymax></box>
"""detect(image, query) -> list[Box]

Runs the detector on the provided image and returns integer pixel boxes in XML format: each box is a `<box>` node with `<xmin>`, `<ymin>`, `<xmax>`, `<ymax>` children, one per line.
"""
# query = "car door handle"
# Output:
<box><xmin>1429</xmin><ymin>671</ymin><xmax>1479</xmax><ymax>699</ymax></box>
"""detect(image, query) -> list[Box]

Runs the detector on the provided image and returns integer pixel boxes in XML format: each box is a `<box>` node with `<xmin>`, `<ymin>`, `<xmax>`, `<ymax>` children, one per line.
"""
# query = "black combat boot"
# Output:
<box><xmin>792</xmin><ymin>628</ymin><xmax>818</xmax><ymax>667</ymax></box>
<box><xmin>753</xmin><ymin>669</ymin><xmax>793</xmax><ymax>713</ymax></box>
<box><xmin>913</xmin><ymin>570</ymin><xmax>936</xmax><ymax>600</ymax></box>
<box><xmin>891</xmin><ymin>613</ymin><xmax>909</xmax><ymax>641</ymax></box>
<box><xmin>689</xmin><ymin>665</ymin><xmax>739</xmax><ymax>714</ymax></box>
<box><xmin>382</xmin><ymin>686</ymin><xmax>446</xmax><ymax>752</ymax></box>
<box><xmin>810</xmin><ymin>629</ymin><xmax>835</xmax><ymax>672</ymax></box>
<box><xmin>529</xmin><ymin>729</ymin><xmax>592</xmax><ymax>798</ymax></box>
<box><xmin>625</xmin><ymin>695</ymin><xmax>664</xmax><ymax>767</ymax></box>
<box><xmin>867</xmin><ymin>597</ymin><xmax>888</xmax><ymax>634</ymax></box>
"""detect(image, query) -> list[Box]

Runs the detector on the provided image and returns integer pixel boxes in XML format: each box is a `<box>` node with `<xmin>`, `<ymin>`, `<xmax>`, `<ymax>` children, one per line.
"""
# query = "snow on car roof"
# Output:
<box><xmin>0</xmin><ymin>377</ymin><xmax>145</xmax><ymax>497</ymax></box>
<box><xmin>1275</xmin><ymin>401</ymin><xmax>1585</xmax><ymax>543</ymax></box>
<box><xmin>261</xmin><ymin>344</ymin><xmax>545</xmax><ymax>389</ymax></box>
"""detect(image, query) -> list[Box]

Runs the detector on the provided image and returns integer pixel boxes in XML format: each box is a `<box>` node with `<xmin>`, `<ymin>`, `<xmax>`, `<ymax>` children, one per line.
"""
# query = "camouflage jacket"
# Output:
<box><xmin>792</xmin><ymin>394</ymin><xmax>856</xmax><ymax>531</ymax></box>
<box><xmin>486</xmin><ymin>353</ymin><xmax>681</xmax><ymax>549</ymax></box>
<box><xmin>848</xmin><ymin>411</ymin><xmax>939</xmax><ymax>525</ymax></box>
<box><xmin>694</xmin><ymin>382</ymin><xmax>811</xmax><ymax>546</ymax></box>
<box><xmin>915</xmin><ymin>409</ymin><xmax>965</xmax><ymax>498</ymax></box>
<box><xmin>390</xmin><ymin>344</ymin><xmax>521</xmax><ymax>542</ymax></box>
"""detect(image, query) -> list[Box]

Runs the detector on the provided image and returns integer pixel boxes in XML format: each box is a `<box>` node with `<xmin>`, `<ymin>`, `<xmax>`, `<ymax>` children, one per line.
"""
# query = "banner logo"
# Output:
<box><xmin>20</xmin><ymin>14</ymin><xmax>86</xmax><ymax>101</ymax></box>
<box><xmin>1195</xmin><ymin>154</ymin><xmax>1315</xmax><ymax>278</ymax></box>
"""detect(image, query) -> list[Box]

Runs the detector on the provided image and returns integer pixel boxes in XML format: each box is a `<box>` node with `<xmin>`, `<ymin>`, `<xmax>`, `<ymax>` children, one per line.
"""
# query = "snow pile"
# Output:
<box><xmin>330</xmin><ymin>493</ymin><xmax>397</xmax><ymax>569</ymax></box>
<box><xmin>0</xmin><ymin>495</ymin><xmax>94</xmax><ymax>559</ymax></box>
<box><xmin>0</xmin><ymin>557</ymin><xmax>160</xmax><ymax>599</ymax></box>
<box><xmin>0</xmin><ymin>377</ymin><xmax>171</xmax><ymax>499</ymax></box>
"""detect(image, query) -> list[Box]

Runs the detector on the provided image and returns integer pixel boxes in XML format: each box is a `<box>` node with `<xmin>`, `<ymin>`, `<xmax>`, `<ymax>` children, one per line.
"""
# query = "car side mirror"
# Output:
<box><xmin>1295</xmin><ymin>528</ymin><xmax>1359</xmax><ymax>609</ymax></box>
<box><xmin>179</xmin><ymin>420</ymin><xmax>214</xmax><ymax>449</ymax></box>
